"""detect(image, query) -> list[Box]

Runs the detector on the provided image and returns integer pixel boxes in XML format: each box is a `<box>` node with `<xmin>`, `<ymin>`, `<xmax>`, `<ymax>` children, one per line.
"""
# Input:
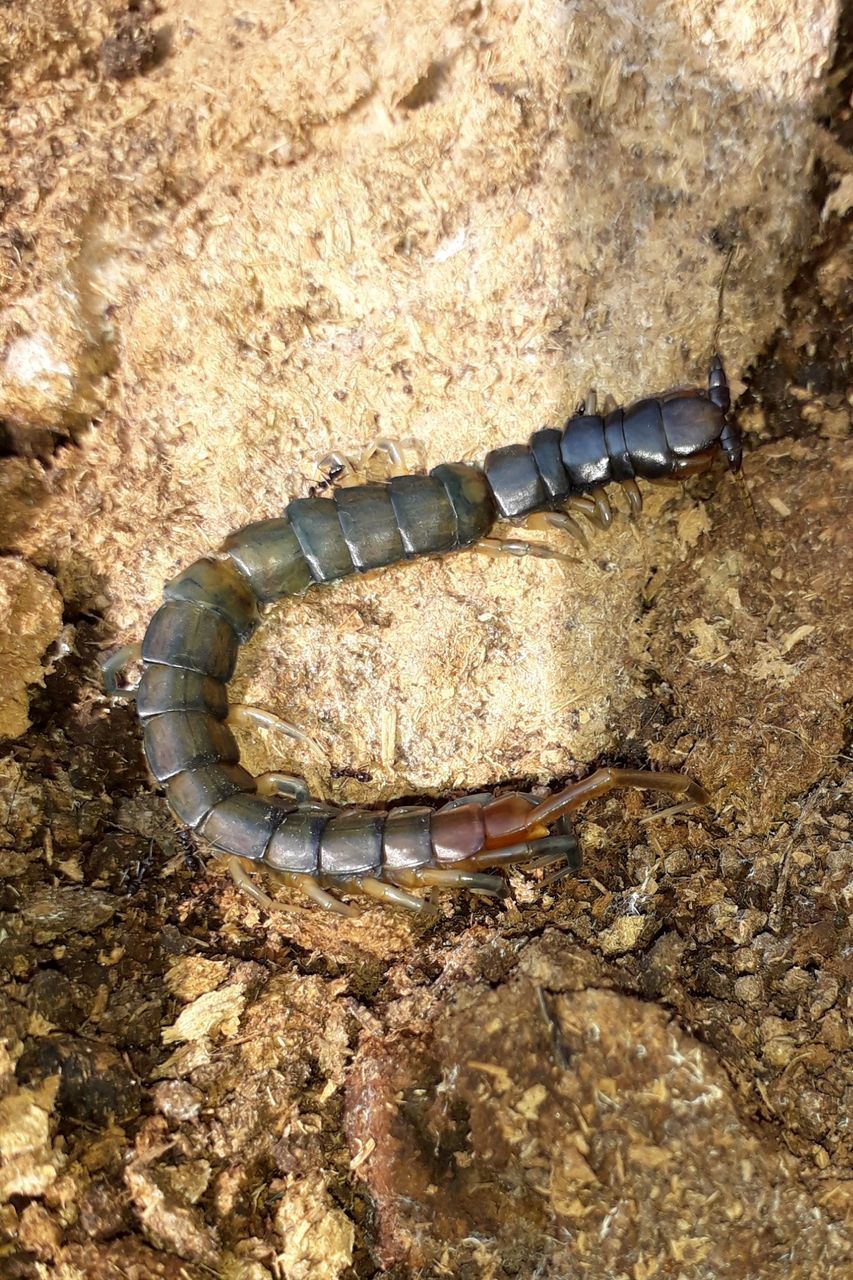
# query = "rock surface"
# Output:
<box><xmin>347</xmin><ymin>936</ymin><xmax>851</xmax><ymax>1273</ymax></box>
<box><xmin>0</xmin><ymin>558</ymin><xmax>63</xmax><ymax>738</ymax></box>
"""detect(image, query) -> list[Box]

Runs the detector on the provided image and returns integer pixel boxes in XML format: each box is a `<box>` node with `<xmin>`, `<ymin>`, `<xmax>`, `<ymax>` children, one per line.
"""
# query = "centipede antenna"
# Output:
<box><xmin>708</xmin><ymin>241</ymin><xmax>770</xmax><ymax>566</ymax></box>
<box><xmin>712</xmin><ymin>243</ymin><xmax>736</xmax><ymax>357</ymax></box>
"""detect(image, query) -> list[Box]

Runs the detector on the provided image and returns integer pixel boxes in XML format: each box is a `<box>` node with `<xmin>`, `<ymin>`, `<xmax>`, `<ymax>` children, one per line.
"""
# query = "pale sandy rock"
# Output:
<box><xmin>597</xmin><ymin>911</ymin><xmax>647</xmax><ymax>954</ymax></box>
<box><xmin>0</xmin><ymin>1080</ymin><xmax>61</xmax><ymax>1202</ymax></box>
<box><xmin>273</xmin><ymin>1173</ymin><xmax>355</xmax><ymax>1280</ymax></box>
<box><xmin>164</xmin><ymin>955</ymin><xmax>230</xmax><ymax>1001</ymax></box>
<box><xmin>0</xmin><ymin>557</ymin><xmax>63</xmax><ymax>738</ymax></box>
<box><xmin>161</xmin><ymin>986</ymin><xmax>246</xmax><ymax>1045</ymax></box>
<box><xmin>125</xmin><ymin>1156</ymin><xmax>220</xmax><ymax>1266</ymax></box>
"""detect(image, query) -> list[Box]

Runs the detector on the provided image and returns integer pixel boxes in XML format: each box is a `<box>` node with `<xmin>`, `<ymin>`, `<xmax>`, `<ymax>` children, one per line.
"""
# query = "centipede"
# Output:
<box><xmin>103</xmin><ymin>357</ymin><xmax>740</xmax><ymax>918</ymax></box>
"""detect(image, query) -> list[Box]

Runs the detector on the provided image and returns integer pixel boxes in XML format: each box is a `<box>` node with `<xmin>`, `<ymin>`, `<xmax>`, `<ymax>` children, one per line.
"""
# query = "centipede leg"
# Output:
<box><xmin>465</xmin><ymin>834</ymin><xmax>580</xmax><ymax>871</ymax></box>
<box><xmin>538</xmin><ymin>860</ymin><xmax>581</xmax><ymax>887</ymax></box>
<box><xmin>589</xmin><ymin>487</ymin><xmax>613</xmax><ymax>527</ymax></box>
<box><xmin>101</xmin><ymin>643</ymin><xmax>142</xmax><ymax>698</ymax></box>
<box><xmin>474</xmin><ymin>537</ymin><xmax>575</xmax><ymax>566</ymax></box>
<box><xmin>255</xmin><ymin>771</ymin><xmax>311</xmax><ymax>802</ymax></box>
<box><xmin>564</xmin><ymin>495</ymin><xmax>606</xmax><ymax>530</ymax></box>
<box><xmin>526</xmin><ymin>510</ymin><xmax>589</xmax><ymax>550</ymax></box>
<box><xmin>524</xmin><ymin>767</ymin><xmax>710</xmax><ymax>829</ymax></box>
<box><xmin>638</xmin><ymin>799</ymin><xmax>703</xmax><ymax>823</ymax></box>
<box><xmin>287</xmin><ymin>873</ymin><xmax>362</xmax><ymax>918</ymax></box>
<box><xmin>393</xmin><ymin>867</ymin><xmax>506</xmax><ymax>896</ymax></box>
<box><xmin>357</xmin><ymin>877</ymin><xmax>433</xmax><ymax>913</ymax></box>
<box><xmin>228</xmin><ymin>705</ymin><xmax>322</xmax><ymax>758</ymax></box>
<box><xmin>224</xmin><ymin>856</ymin><xmax>310</xmax><ymax>915</ymax></box>
<box><xmin>621</xmin><ymin>478</ymin><xmax>643</xmax><ymax>515</ymax></box>
<box><xmin>226</xmin><ymin>856</ymin><xmax>274</xmax><ymax>909</ymax></box>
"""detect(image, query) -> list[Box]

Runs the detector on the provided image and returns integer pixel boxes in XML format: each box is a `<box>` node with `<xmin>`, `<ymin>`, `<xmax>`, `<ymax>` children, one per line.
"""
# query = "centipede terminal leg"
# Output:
<box><xmin>525</xmin><ymin>767</ymin><xmax>710</xmax><ymax>829</ymax></box>
<box><xmin>465</xmin><ymin>834</ymin><xmax>580</xmax><ymax>871</ymax></box>
<box><xmin>537</xmin><ymin>861</ymin><xmax>582</xmax><ymax>888</ymax></box>
<box><xmin>393</xmin><ymin>867</ymin><xmax>506</xmax><ymax>896</ymax></box>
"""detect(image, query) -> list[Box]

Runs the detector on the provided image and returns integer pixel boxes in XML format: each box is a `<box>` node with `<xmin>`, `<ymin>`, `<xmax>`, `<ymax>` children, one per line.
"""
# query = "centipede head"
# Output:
<box><xmin>658</xmin><ymin>357</ymin><xmax>741</xmax><ymax>479</ymax></box>
<box><xmin>708</xmin><ymin>355</ymin><xmax>742</xmax><ymax>473</ymax></box>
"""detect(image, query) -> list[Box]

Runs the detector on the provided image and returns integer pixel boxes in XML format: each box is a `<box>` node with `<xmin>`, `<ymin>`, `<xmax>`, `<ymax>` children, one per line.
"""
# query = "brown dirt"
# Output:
<box><xmin>1</xmin><ymin>2</ymin><xmax>850</xmax><ymax>1277</ymax></box>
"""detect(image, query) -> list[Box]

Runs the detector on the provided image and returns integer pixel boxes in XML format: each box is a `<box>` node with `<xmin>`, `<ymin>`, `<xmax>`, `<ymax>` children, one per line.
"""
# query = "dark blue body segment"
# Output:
<box><xmin>136</xmin><ymin>666</ymin><xmax>229</xmax><ymax>721</ymax></box>
<box><xmin>287</xmin><ymin>497</ymin><xmax>355</xmax><ymax>583</ymax></box>
<box><xmin>166</xmin><ymin>762</ymin><xmax>256</xmax><ymax>828</ymax></box>
<box><xmin>602</xmin><ymin>411</ymin><xmax>633</xmax><ymax>481</ymax></box>
<box><xmin>430</xmin><ymin>462</ymin><xmax>496</xmax><ymax>545</ymax></box>
<box><xmin>389</xmin><ymin>474</ymin><xmax>458</xmax><ymax>556</ymax></box>
<box><xmin>143</xmin><ymin>711</ymin><xmax>240</xmax><ymax>782</ymax></box>
<box><xmin>222</xmin><ymin>518</ymin><xmax>313</xmax><ymax>601</ymax></box>
<box><xmin>163</xmin><ymin>557</ymin><xmax>260</xmax><ymax>642</ymax></box>
<box><xmin>621</xmin><ymin>400</ymin><xmax>670</xmax><ymax>478</ymax></box>
<box><xmin>335</xmin><ymin>484</ymin><xmax>406</xmax><ymax>571</ymax></box>
<box><xmin>142</xmin><ymin>601</ymin><xmax>240</xmax><ymax>681</ymax></box>
<box><xmin>320</xmin><ymin>811</ymin><xmax>384</xmax><ymax>876</ymax></box>
<box><xmin>266</xmin><ymin>807</ymin><xmax>334</xmax><ymax>874</ymax></box>
<box><xmin>200</xmin><ymin>793</ymin><xmax>293</xmax><ymax>860</ymax></box>
<box><xmin>529</xmin><ymin>428</ymin><xmax>571</xmax><ymax>501</ymax></box>
<box><xmin>483</xmin><ymin>444</ymin><xmax>546</xmax><ymax>518</ymax></box>
<box><xmin>560</xmin><ymin>415</ymin><xmax>610</xmax><ymax>489</ymax></box>
<box><xmin>381</xmin><ymin>807</ymin><xmax>433</xmax><ymax>869</ymax></box>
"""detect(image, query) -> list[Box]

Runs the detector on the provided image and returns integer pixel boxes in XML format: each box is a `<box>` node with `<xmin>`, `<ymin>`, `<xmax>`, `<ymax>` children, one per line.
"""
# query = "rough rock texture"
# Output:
<box><xmin>348</xmin><ymin>937</ymin><xmax>851</xmax><ymax>1273</ymax></box>
<box><xmin>1</xmin><ymin>1</ymin><xmax>851</xmax><ymax>1277</ymax></box>
<box><xmin>0</xmin><ymin>558</ymin><xmax>63</xmax><ymax>738</ymax></box>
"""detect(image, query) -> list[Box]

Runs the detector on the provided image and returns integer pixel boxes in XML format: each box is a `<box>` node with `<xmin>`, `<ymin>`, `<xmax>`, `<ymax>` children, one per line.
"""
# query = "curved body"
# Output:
<box><xmin>124</xmin><ymin>359</ymin><xmax>738</xmax><ymax>913</ymax></box>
